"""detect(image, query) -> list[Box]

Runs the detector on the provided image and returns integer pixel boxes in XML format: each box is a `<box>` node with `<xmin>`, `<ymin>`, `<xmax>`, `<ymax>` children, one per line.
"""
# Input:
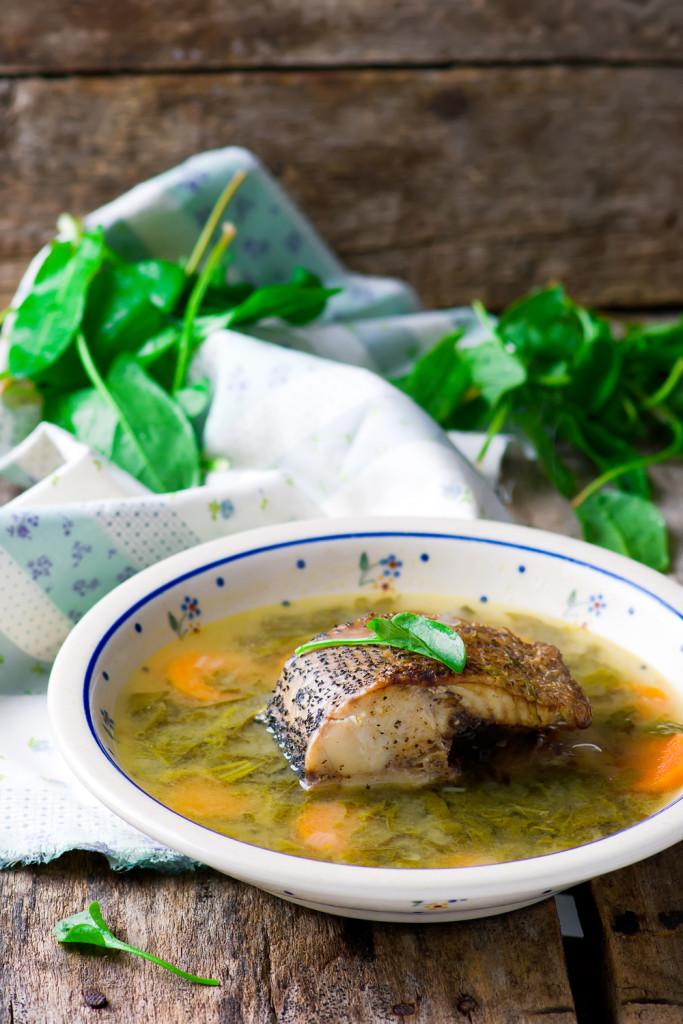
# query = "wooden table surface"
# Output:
<box><xmin>2</xmin><ymin>4</ymin><xmax>683</xmax><ymax>1022</ymax></box>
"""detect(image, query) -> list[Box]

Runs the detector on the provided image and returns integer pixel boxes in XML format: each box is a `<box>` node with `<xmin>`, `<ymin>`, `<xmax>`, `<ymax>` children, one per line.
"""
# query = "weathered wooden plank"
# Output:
<box><xmin>590</xmin><ymin>844</ymin><xmax>683</xmax><ymax>1024</ymax></box>
<box><xmin>2</xmin><ymin>67</ymin><xmax>683</xmax><ymax>312</ymax></box>
<box><xmin>0</xmin><ymin>851</ymin><xmax>577</xmax><ymax>1024</ymax></box>
<box><xmin>2</xmin><ymin>0</ymin><xmax>683</xmax><ymax>74</ymax></box>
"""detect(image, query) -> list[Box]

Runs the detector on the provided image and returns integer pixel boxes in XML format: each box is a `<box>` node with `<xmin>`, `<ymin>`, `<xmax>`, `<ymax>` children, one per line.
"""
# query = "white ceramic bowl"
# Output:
<box><xmin>48</xmin><ymin>516</ymin><xmax>683</xmax><ymax>922</ymax></box>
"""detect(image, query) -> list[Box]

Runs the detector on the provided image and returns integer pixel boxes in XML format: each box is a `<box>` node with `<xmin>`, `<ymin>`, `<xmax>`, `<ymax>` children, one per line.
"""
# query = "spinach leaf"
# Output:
<box><xmin>135</xmin><ymin>325</ymin><xmax>182</xmax><ymax>367</ymax></box>
<box><xmin>496</xmin><ymin>285</ymin><xmax>587</xmax><ymax>366</ymax></box>
<box><xmin>48</xmin><ymin>386</ymin><xmax>118</xmax><ymax>458</ymax></box>
<box><xmin>76</xmin><ymin>335</ymin><xmax>200</xmax><ymax>492</ymax></box>
<box><xmin>295</xmin><ymin>613</ymin><xmax>466</xmax><ymax>673</ymax></box>
<box><xmin>227</xmin><ymin>271</ymin><xmax>340</xmax><ymax>328</ymax></box>
<box><xmin>54</xmin><ymin>901</ymin><xmax>219</xmax><ymax>986</ymax></box>
<box><xmin>3</xmin><ymin>173</ymin><xmax>341</xmax><ymax>494</ymax></box>
<box><xmin>511</xmin><ymin>401</ymin><xmax>577</xmax><ymax>498</ymax></box>
<box><xmin>575</xmin><ymin>488</ymin><xmax>670</xmax><ymax>572</ymax></box>
<box><xmin>9</xmin><ymin>231</ymin><xmax>105</xmax><ymax>379</ymax></box>
<box><xmin>135</xmin><ymin>260</ymin><xmax>187</xmax><ymax>312</ymax></box>
<box><xmin>82</xmin><ymin>263</ymin><xmax>168</xmax><ymax>368</ymax></box>
<box><xmin>458</xmin><ymin>339</ymin><xmax>527</xmax><ymax>408</ymax></box>
<box><xmin>174</xmin><ymin>377</ymin><xmax>211</xmax><ymax>421</ymax></box>
<box><xmin>393</xmin><ymin>331</ymin><xmax>468</xmax><ymax>424</ymax></box>
<box><xmin>106</xmin><ymin>357</ymin><xmax>201</xmax><ymax>492</ymax></box>
<box><xmin>402</xmin><ymin>283</ymin><xmax>683</xmax><ymax>570</ymax></box>
<box><xmin>567</xmin><ymin>333</ymin><xmax>622</xmax><ymax>413</ymax></box>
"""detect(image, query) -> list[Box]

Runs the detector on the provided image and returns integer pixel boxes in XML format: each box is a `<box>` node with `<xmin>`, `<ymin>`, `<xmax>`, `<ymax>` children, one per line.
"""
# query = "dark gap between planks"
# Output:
<box><xmin>3</xmin><ymin>57</ymin><xmax>683</xmax><ymax>81</ymax></box>
<box><xmin>563</xmin><ymin>883</ymin><xmax>614</xmax><ymax>1024</ymax></box>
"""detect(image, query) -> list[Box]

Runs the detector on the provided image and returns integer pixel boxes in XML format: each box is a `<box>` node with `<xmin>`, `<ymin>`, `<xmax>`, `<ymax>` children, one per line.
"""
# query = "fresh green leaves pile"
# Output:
<box><xmin>295</xmin><ymin>612</ymin><xmax>467</xmax><ymax>673</ymax></box>
<box><xmin>54</xmin><ymin>901</ymin><xmax>219</xmax><ymax>985</ymax></box>
<box><xmin>396</xmin><ymin>286</ymin><xmax>683</xmax><ymax>571</ymax></box>
<box><xmin>3</xmin><ymin>172</ymin><xmax>681</xmax><ymax>572</ymax></box>
<box><xmin>1</xmin><ymin>176</ymin><xmax>338</xmax><ymax>493</ymax></box>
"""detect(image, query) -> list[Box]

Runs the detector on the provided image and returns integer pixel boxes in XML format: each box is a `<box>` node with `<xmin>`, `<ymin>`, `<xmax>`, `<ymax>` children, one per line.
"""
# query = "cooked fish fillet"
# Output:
<box><xmin>263</xmin><ymin>614</ymin><xmax>592</xmax><ymax>789</ymax></box>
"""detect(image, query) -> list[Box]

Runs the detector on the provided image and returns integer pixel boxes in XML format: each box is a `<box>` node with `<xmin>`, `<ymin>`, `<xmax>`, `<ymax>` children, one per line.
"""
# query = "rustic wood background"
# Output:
<box><xmin>2</xmin><ymin>1</ymin><xmax>683</xmax><ymax>313</ymax></box>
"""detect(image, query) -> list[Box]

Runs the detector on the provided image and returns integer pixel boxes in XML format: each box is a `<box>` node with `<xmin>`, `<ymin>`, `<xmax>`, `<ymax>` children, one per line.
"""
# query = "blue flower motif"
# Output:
<box><xmin>71</xmin><ymin>540</ymin><xmax>92</xmax><ymax>566</ymax></box>
<box><xmin>6</xmin><ymin>513</ymin><xmax>40</xmax><ymax>539</ymax></box>
<box><xmin>588</xmin><ymin>594</ymin><xmax>606</xmax><ymax>616</ymax></box>
<box><xmin>181</xmin><ymin>596</ymin><xmax>201</xmax><ymax>619</ymax></box>
<box><xmin>220</xmin><ymin>499</ymin><xmax>235</xmax><ymax>519</ymax></box>
<box><xmin>234</xmin><ymin>195</ymin><xmax>255</xmax><ymax>223</ymax></box>
<box><xmin>100</xmin><ymin>708</ymin><xmax>114</xmax><ymax>730</ymax></box>
<box><xmin>182</xmin><ymin>172</ymin><xmax>210</xmax><ymax>193</ymax></box>
<box><xmin>285</xmin><ymin>230</ymin><xmax>303</xmax><ymax>253</ymax></box>
<box><xmin>27</xmin><ymin>555</ymin><xmax>52</xmax><ymax>580</ymax></box>
<box><xmin>73</xmin><ymin>578</ymin><xmax>100</xmax><ymax>596</ymax></box>
<box><xmin>242</xmin><ymin>237</ymin><xmax>270</xmax><ymax>259</ymax></box>
<box><xmin>380</xmin><ymin>555</ymin><xmax>402</xmax><ymax>579</ymax></box>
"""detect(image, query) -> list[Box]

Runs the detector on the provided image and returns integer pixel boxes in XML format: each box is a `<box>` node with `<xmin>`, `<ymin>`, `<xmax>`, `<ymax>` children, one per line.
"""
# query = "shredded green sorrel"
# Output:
<box><xmin>114</xmin><ymin>594</ymin><xmax>683</xmax><ymax>869</ymax></box>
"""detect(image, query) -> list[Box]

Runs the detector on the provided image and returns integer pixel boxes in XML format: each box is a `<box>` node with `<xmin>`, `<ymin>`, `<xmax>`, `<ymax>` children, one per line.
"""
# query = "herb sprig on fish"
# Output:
<box><xmin>295</xmin><ymin>613</ymin><xmax>467</xmax><ymax>673</ymax></box>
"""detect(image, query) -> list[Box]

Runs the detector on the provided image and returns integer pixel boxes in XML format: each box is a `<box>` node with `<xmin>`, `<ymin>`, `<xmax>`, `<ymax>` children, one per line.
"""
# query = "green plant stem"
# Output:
<box><xmin>111</xmin><ymin>939</ymin><xmax>219</xmax><ymax>985</ymax></box>
<box><xmin>296</xmin><ymin>637</ymin><xmax>388</xmax><ymax>655</ymax></box>
<box><xmin>477</xmin><ymin>396</ymin><xmax>511</xmax><ymax>462</ymax></box>
<box><xmin>572</xmin><ymin>414</ymin><xmax>683</xmax><ymax>509</ymax></box>
<box><xmin>76</xmin><ymin>332</ymin><xmax>166</xmax><ymax>492</ymax></box>
<box><xmin>184</xmin><ymin>171</ymin><xmax>246</xmax><ymax>278</ymax></box>
<box><xmin>172</xmin><ymin>223</ymin><xmax>237</xmax><ymax>393</ymax></box>
<box><xmin>642</xmin><ymin>356</ymin><xmax>683</xmax><ymax>409</ymax></box>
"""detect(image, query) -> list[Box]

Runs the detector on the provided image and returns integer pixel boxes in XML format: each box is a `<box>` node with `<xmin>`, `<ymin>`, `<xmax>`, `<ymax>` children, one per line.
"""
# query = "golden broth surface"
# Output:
<box><xmin>114</xmin><ymin>594</ymin><xmax>683</xmax><ymax>867</ymax></box>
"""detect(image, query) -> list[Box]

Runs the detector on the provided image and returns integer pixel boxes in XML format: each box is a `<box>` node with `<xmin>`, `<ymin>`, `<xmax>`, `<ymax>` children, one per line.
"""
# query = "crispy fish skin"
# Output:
<box><xmin>263</xmin><ymin>615</ymin><xmax>592</xmax><ymax>789</ymax></box>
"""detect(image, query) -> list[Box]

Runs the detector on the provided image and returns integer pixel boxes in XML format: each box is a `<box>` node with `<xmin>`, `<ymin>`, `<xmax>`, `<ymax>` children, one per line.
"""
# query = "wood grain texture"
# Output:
<box><xmin>2</xmin><ymin>0</ymin><xmax>683</xmax><ymax>73</ymax></box>
<box><xmin>0</xmin><ymin>851</ymin><xmax>577</xmax><ymax>1024</ymax></box>
<box><xmin>2</xmin><ymin>67</ymin><xmax>683</xmax><ymax>312</ymax></box>
<box><xmin>590</xmin><ymin>844</ymin><xmax>683</xmax><ymax>1024</ymax></box>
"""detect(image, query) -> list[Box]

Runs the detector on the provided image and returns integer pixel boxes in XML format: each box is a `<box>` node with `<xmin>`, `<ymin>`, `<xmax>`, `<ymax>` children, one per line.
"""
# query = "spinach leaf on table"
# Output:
<box><xmin>54</xmin><ymin>901</ymin><xmax>219</xmax><ymax>985</ymax></box>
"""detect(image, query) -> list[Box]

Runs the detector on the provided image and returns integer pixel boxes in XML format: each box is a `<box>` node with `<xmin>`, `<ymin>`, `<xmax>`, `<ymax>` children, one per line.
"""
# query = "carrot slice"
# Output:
<box><xmin>296</xmin><ymin>801</ymin><xmax>361</xmax><ymax>854</ymax></box>
<box><xmin>166</xmin><ymin>652</ymin><xmax>251</xmax><ymax>702</ymax></box>
<box><xmin>628</xmin><ymin>733</ymin><xmax>683</xmax><ymax>794</ymax></box>
<box><xmin>634</xmin><ymin>685</ymin><xmax>668</xmax><ymax>703</ymax></box>
<box><xmin>165</xmin><ymin>777</ymin><xmax>250</xmax><ymax>818</ymax></box>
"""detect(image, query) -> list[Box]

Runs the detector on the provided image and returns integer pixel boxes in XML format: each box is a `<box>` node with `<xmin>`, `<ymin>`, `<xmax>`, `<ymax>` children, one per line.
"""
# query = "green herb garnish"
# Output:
<box><xmin>643</xmin><ymin>719</ymin><xmax>683</xmax><ymax>736</ymax></box>
<box><xmin>295</xmin><ymin>612</ymin><xmax>466</xmax><ymax>673</ymax></box>
<box><xmin>2</xmin><ymin>171</ymin><xmax>339</xmax><ymax>493</ymax></box>
<box><xmin>395</xmin><ymin>285</ymin><xmax>683</xmax><ymax>571</ymax></box>
<box><xmin>54</xmin><ymin>901</ymin><xmax>219</xmax><ymax>986</ymax></box>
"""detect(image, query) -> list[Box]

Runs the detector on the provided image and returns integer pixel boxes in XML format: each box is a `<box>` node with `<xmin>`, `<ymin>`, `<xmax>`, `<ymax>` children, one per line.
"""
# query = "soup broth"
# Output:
<box><xmin>114</xmin><ymin>594</ymin><xmax>683</xmax><ymax>868</ymax></box>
